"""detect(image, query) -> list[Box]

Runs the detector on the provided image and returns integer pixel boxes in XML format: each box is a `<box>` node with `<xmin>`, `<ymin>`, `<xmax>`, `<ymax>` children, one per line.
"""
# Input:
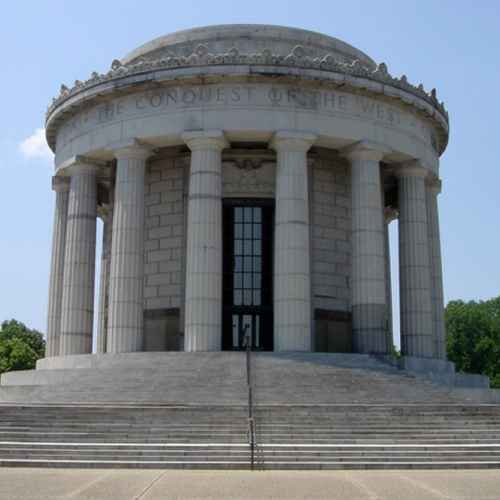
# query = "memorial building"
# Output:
<box><xmin>43</xmin><ymin>24</ymin><xmax>448</xmax><ymax>362</ymax></box>
<box><xmin>3</xmin><ymin>24</ymin><xmax>500</xmax><ymax>472</ymax></box>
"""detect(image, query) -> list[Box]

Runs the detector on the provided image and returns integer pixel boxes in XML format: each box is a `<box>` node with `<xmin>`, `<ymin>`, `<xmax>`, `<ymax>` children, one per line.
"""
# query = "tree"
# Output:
<box><xmin>0</xmin><ymin>320</ymin><xmax>45</xmax><ymax>374</ymax></box>
<box><xmin>445</xmin><ymin>297</ymin><xmax>500</xmax><ymax>388</ymax></box>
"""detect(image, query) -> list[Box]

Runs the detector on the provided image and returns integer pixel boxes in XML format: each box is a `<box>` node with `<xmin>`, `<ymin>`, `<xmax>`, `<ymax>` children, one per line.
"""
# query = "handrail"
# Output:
<box><xmin>242</xmin><ymin>325</ymin><xmax>255</xmax><ymax>470</ymax></box>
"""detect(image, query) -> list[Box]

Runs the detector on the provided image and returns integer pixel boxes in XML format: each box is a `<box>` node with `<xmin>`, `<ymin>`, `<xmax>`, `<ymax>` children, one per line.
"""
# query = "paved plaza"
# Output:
<box><xmin>0</xmin><ymin>469</ymin><xmax>499</xmax><ymax>499</ymax></box>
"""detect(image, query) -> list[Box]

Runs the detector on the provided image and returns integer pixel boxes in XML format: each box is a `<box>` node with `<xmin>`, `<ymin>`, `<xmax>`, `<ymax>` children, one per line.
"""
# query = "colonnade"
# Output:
<box><xmin>45</xmin><ymin>132</ymin><xmax>446</xmax><ymax>359</ymax></box>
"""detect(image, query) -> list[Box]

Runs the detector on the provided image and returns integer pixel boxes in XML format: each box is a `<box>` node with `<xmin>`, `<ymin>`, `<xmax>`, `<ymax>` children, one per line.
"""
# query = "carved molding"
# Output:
<box><xmin>222</xmin><ymin>159</ymin><xmax>275</xmax><ymax>196</ymax></box>
<box><xmin>47</xmin><ymin>44</ymin><xmax>448</xmax><ymax>123</ymax></box>
<box><xmin>233</xmin><ymin>158</ymin><xmax>265</xmax><ymax>171</ymax></box>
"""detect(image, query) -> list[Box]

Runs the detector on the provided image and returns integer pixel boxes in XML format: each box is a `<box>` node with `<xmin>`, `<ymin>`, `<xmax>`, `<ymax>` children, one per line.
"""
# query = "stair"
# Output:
<box><xmin>0</xmin><ymin>353</ymin><xmax>499</xmax><ymax>469</ymax></box>
<box><xmin>0</xmin><ymin>405</ymin><xmax>251</xmax><ymax>469</ymax></box>
<box><xmin>252</xmin><ymin>404</ymin><xmax>500</xmax><ymax>469</ymax></box>
<box><xmin>0</xmin><ymin>403</ymin><xmax>499</xmax><ymax>469</ymax></box>
<box><xmin>0</xmin><ymin>353</ymin><xmax>468</xmax><ymax>404</ymax></box>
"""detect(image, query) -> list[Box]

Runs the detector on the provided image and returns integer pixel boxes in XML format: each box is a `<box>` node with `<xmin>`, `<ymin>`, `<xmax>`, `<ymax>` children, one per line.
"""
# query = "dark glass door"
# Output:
<box><xmin>222</xmin><ymin>200</ymin><xmax>273</xmax><ymax>351</ymax></box>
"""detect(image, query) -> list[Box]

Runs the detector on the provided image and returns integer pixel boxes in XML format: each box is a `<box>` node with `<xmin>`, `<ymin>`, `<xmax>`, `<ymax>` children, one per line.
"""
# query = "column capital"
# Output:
<box><xmin>394</xmin><ymin>160</ymin><xmax>428</xmax><ymax>179</ymax></box>
<box><xmin>51</xmin><ymin>176</ymin><xmax>70</xmax><ymax>193</ymax></box>
<box><xmin>111</xmin><ymin>139</ymin><xmax>154</xmax><ymax>161</ymax></box>
<box><xmin>58</xmin><ymin>155</ymin><xmax>104</xmax><ymax>176</ymax></box>
<box><xmin>426</xmin><ymin>176</ymin><xmax>442</xmax><ymax>195</ymax></box>
<box><xmin>270</xmin><ymin>130</ymin><xmax>317</xmax><ymax>152</ymax></box>
<box><xmin>182</xmin><ymin>130</ymin><xmax>228</xmax><ymax>152</ymax></box>
<box><xmin>341</xmin><ymin>140</ymin><xmax>390</xmax><ymax>161</ymax></box>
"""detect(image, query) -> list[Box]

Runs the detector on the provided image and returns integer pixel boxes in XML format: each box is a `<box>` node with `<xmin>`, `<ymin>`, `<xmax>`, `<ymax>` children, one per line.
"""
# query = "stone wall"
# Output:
<box><xmin>310</xmin><ymin>156</ymin><xmax>352</xmax><ymax>351</ymax></box>
<box><xmin>143</xmin><ymin>155</ymin><xmax>187</xmax><ymax>350</ymax></box>
<box><xmin>140</xmin><ymin>152</ymin><xmax>354</xmax><ymax>352</ymax></box>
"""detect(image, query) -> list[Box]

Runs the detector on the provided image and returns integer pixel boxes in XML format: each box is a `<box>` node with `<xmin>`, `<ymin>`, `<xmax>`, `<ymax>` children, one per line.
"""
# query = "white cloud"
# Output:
<box><xmin>19</xmin><ymin>128</ymin><xmax>53</xmax><ymax>161</ymax></box>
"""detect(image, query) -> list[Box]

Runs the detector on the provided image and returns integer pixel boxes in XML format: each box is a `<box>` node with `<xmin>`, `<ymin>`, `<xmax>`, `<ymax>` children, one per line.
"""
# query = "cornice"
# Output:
<box><xmin>45</xmin><ymin>44</ymin><xmax>449</xmax><ymax>153</ymax></box>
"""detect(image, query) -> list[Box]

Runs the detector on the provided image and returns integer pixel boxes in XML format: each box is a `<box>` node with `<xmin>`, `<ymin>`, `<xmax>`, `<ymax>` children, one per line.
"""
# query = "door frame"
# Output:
<box><xmin>222</xmin><ymin>198</ymin><xmax>274</xmax><ymax>351</ymax></box>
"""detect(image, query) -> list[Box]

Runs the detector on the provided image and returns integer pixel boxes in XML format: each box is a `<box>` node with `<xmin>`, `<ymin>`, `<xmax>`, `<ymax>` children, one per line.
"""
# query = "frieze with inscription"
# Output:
<box><xmin>57</xmin><ymin>83</ymin><xmax>433</xmax><ymax>150</ymax></box>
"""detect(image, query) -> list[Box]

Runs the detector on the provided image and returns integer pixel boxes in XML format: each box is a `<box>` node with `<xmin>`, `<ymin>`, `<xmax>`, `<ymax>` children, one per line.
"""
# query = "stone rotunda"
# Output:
<box><xmin>2</xmin><ymin>24</ymin><xmax>500</xmax><ymax>472</ymax></box>
<box><xmin>42</xmin><ymin>24</ymin><xmax>449</xmax><ymax>362</ymax></box>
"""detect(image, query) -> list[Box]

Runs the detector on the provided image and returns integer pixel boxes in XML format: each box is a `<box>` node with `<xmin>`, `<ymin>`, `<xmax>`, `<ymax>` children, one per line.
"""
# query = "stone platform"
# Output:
<box><xmin>0</xmin><ymin>353</ymin><xmax>498</xmax><ymax>404</ymax></box>
<box><xmin>1</xmin><ymin>354</ymin><xmax>499</xmax><ymax>469</ymax></box>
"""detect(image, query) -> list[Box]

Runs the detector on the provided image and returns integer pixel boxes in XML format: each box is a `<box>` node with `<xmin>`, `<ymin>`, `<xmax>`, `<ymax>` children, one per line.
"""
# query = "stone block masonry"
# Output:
<box><xmin>311</xmin><ymin>157</ymin><xmax>352</xmax><ymax>313</ymax></box>
<box><xmin>144</xmin><ymin>156</ymin><xmax>186</xmax><ymax>313</ymax></box>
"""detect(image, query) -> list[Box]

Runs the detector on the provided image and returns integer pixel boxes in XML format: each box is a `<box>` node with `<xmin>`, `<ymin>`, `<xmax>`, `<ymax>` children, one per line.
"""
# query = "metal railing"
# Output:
<box><xmin>242</xmin><ymin>325</ymin><xmax>256</xmax><ymax>470</ymax></box>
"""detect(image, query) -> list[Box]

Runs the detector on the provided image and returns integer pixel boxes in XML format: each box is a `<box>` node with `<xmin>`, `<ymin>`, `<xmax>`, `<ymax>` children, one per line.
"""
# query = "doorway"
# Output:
<box><xmin>222</xmin><ymin>200</ymin><xmax>274</xmax><ymax>350</ymax></box>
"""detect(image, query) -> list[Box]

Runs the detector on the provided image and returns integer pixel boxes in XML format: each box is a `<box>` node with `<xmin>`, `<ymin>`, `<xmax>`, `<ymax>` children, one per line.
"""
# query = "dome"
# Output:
<box><xmin>45</xmin><ymin>23</ymin><xmax>448</xmax><ymax>156</ymax></box>
<box><xmin>121</xmin><ymin>24</ymin><xmax>376</xmax><ymax>69</ymax></box>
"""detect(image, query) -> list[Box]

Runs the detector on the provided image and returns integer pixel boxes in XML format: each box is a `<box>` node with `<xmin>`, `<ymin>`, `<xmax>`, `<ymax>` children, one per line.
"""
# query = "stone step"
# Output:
<box><xmin>1</xmin><ymin>444</ymin><xmax>499</xmax><ymax>453</ymax></box>
<box><xmin>256</xmin><ymin>462</ymin><xmax>500</xmax><ymax>470</ymax></box>
<box><xmin>1</xmin><ymin>454</ymin><xmax>499</xmax><ymax>464</ymax></box>
<box><xmin>0</xmin><ymin>428</ymin><xmax>497</xmax><ymax>435</ymax></box>
<box><xmin>3</xmin><ymin>410</ymin><xmax>498</xmax><ymax>416</ymax></box>
<box><xmin>1</xmin><ymin>352</ymin><xmax>499</xmax><ymax>470</ymax></box>
<box><xmin>0</xmin><ymin>459</ymin><xmax>255</xmax><ymax>470</ymax></box>
<box><xmin>5</xmin><ymin>427</ymin><xmax>497</xmax><ymax>435</ymax></box>
<box><xmin>1</xmin><ymin>352</ymin><xmax>471</xmax><ymax>405</ymax></box>
<box><xmin>0</xmin><ymin>458</ymin><xmax>498</xmax><ymax>470</ymax></box>
<box><xmin>0</xmin><ymin>401</ymin><xmax>499</xmax><ymax>469</ymax></box>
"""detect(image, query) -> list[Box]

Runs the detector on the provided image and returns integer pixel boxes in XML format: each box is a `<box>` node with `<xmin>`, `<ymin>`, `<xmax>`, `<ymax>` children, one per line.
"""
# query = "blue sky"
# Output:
<box><xmin>1</xmin><ymin>1</ymin><xmax>499</xmax><ymax>348</ymax></box>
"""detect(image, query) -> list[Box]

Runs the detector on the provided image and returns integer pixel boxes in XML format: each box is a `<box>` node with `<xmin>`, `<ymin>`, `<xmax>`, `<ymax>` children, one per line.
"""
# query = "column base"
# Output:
<box><xmin>352</xmin><ymin>303</ymin><xmax>388</xmax><ymax>354</ymax></box>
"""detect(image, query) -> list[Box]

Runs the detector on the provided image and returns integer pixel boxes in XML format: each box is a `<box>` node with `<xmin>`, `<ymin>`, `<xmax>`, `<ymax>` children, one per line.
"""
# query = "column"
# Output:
<box><xmin>343</xmin><ymin>142</ymin><xmax>388</xmax><ymax>353</ymax></box>
<box><xmin>59</xmin><ymin>161</ymin><xmax>98</xmax><ymax>355</ymax></box>
<box><xmin>95</xmin><ymin>208</ymin><xmax>111</xmax><ymax>354</ymax></box>
<box><xmin>45</xmin><ymin>176</ymin><xmax>70</xmax><ymax>357</ymax></box>
<box><xmin>182</xmin><ymin>130</ymin><xmax>228</xmax><ymax>351</ymax></box>
<box><xmin>427</xmin><ymin>177</ymin><xmax>446</xmax><ymax>359</ymax></box>
<box><xmin>107</xmin><ymin>142</ymin><xmax>152</xmax><ymax>353</ymax></box>
<box><xmin>384</xmin><ymin>207</ymin><xmax>398</xmax><ymax>352</ymax></box>
<box><xmin>271</xmin><ymin>131</ymin><xmax>316</xmax><ymax>352</ymax></box>
<box><xmin>397</xmin><ymin>163</ymin><xmax>433</xmax><ymax>357</ymax></box>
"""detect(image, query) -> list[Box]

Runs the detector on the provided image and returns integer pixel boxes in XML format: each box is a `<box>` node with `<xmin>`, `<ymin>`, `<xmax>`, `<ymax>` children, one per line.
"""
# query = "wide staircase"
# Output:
<box><xmin>0</xmin><ymin>405</ymin><xmax>250</xmax><ymax>468</ymax></box>
<box><xmin>253</xmin><ymin>404</ymin><xmax>500</xmax><ymax>469</ymax></box>
<box><xmin>0</xmin><ymin>353</ymin><xmax>499</xmax><ymax>469</ymax></box>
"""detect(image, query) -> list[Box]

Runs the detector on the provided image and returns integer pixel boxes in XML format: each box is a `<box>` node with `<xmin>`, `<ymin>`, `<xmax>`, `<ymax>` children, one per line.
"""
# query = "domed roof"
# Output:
<box><xmin>46</xmin><ymin>23</ymin><xmax>449</xmax><ymax>156</ymax></box>
<box><xmin>121</xmin><ymin>24</ymin><xmax>376</xmax><ymax>69</ymax></box>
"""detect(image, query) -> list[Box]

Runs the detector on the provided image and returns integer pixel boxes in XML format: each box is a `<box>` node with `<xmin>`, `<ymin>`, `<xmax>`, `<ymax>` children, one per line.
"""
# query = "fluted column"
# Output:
<box><xmin>46</xmin><ymin>176</ymin><xmax>70</xmax><ymax>357</ymax></box>
<box><xmin>271</xmin><ymin>131</ymin><xmax>316</xmax><ymax>352</ymax></box>
<box><xmin>96</xmin><ymin>208</ymin><xmax>111</xmax><ymax>354</ymax></box>
<box><xmin>343</xmin><ymin>142</ymin><xmax>388</xmax><ymax>353</ymax></box>
<box><xmin>182</xmin><ymin>130</ymin><xmax>228</xmax><ymax>351</ymax></box>
<box><xmin>427</xmin><ymin>177</ymin><xmax>446</xmax><ymax>359</ymax></box>
<box><xmin>59</xmin><ymin>161</ymin><xmax>98</xmax><ymax>355</ymax></box>
<box><xmin>397</xmin><ymin>163</ymin><xmax>433</xmax><ymax>357</ymax></box>
<box><xmin>384</xmin><ymin>207</ymin><xmax>398</xmax><ymax>352</ymax></box>
<box><xmin>107</xmin><ymin>142</ymin><xmax>152</xmax><ymax>353</ymax></box>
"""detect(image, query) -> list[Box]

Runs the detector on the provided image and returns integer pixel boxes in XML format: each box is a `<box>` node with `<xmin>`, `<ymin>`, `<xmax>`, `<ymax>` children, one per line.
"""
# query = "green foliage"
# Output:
<box><xmin>445</xmin><ymin>297</ymin><xmax>500</xmax><ymax>388</ymax></box>
<box><xmin>388</xmin><ymin>342</ymin><xmax>401</xmax><ymax>359</ymax></box>
<box><xmin>0</xmin><ymin>320</ymin><xmax>45</xmax><ymax>374</ymax></box>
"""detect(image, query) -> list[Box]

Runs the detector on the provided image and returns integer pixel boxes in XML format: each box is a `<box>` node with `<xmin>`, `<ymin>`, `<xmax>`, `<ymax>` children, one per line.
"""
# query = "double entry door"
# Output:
<box><xmin>222</xmin><ymin>200</ymin><xmax>274</xmax><ymax>351</ymax></box>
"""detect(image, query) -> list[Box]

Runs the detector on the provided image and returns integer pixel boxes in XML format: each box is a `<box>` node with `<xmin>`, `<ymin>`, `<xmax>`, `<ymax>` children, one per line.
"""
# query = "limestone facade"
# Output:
<box><xmin>43</xmin><ymin>25</ymin><xmax>449</xmax><ymax>360</ymax></box>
